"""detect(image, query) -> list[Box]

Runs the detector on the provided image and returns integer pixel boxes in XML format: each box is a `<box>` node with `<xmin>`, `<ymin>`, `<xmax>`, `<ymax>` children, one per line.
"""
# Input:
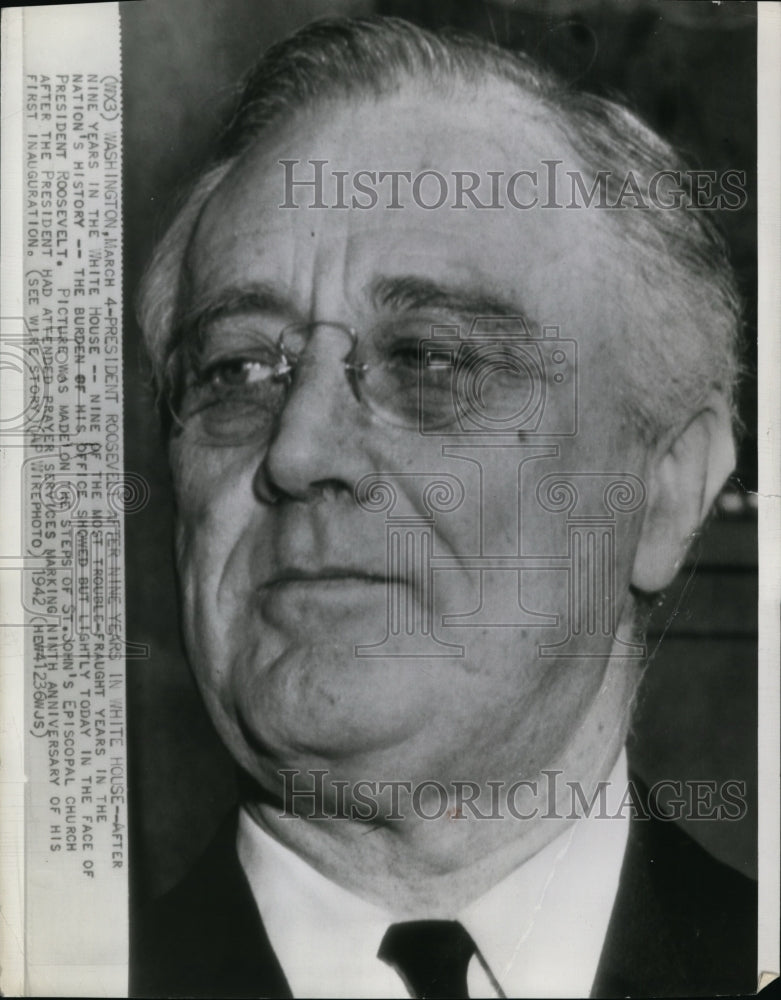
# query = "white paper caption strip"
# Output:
<box><xmin>13</xmin><ymin>4</ymin><xmax>127</xmax><ymax>996</ymax></box>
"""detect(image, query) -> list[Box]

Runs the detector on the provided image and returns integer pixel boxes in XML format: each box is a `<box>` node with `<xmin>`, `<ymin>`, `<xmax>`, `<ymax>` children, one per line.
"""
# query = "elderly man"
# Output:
<box><xmin>131</xmin><ymin>16</ymin><xmax>755</xmax><ymax>999</ymax></box>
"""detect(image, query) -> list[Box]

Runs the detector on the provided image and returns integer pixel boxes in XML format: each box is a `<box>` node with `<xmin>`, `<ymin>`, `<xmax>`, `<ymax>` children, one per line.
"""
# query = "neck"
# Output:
<box><xmin>242</xmin><ymin>653</ymin><xmax>641</xmax><ymax>917</ymax></box>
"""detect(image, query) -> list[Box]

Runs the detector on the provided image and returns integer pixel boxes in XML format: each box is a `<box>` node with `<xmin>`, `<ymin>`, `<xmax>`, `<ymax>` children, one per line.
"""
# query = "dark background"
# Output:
<box><xmin>121</xmin><ymin>0</ymin><xmax>758</xmax><ymax>902</ymax></box>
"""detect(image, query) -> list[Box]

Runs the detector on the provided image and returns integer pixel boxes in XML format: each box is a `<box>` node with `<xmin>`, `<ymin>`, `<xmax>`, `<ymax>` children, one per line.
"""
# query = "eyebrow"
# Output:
<box><xmin>369</xmin><ymin>275</ymin><xmax>534</xmax><ymax>326</ymax></box>
<box><xmin>173</xmin><ymin>274</ymin><xmax>537</xmax><ymax>346</ymax></box>
<box><xmin>176</xmin><ymin>282</ymin><xmax>298</xmax><ymax>337</ymax></box>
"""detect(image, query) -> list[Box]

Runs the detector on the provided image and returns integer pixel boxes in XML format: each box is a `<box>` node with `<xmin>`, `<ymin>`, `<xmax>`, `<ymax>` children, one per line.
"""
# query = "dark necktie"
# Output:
<box><xmin>378</xmin><ymin>920</ymin><xmax>478</xmax><ymax>999</ymax></box>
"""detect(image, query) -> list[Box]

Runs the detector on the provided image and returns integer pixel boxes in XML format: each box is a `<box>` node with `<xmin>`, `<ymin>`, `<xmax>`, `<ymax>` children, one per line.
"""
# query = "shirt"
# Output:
<box><xmin>237</xmin><ymin>751</ymin><xmax>629</xmax><ymax>998</ymax></box>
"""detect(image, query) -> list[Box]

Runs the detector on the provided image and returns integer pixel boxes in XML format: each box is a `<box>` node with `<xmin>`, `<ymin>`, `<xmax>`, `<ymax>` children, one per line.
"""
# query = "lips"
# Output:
<box><xmin>261</xmin><ymin>567</ymin><xmax>398</xmax><ymax>589</ymax></box>
<box><xmin>255</xmin><ymin>566</ymin><xmax>406</xmax><ymax>633</ymax></box>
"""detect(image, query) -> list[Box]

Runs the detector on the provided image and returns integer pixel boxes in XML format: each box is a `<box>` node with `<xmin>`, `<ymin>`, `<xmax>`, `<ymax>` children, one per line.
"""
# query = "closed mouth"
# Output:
<box><xmin>261</xmin><ymin>568</ymin><xmax>396</xmax><ymax>588</ymax></box>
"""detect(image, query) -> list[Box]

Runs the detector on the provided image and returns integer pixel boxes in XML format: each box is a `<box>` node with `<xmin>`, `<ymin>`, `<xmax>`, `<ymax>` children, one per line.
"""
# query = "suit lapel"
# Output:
<box><xmin>592</xmin><ymin>814</ymin><xmax>681</xmax><ymax>997</ymax></box>
<box><xmin>592</xmin><ymin>796</ymin><xmax>756</xmax><ymax>998</ymax></box>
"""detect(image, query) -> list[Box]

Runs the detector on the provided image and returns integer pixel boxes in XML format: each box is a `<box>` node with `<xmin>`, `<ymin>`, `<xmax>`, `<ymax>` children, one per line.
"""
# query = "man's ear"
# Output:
<box><xmin>631</xmin><ymin>396</ymin><xmax>736</xmax><ymax>595</ymax></box>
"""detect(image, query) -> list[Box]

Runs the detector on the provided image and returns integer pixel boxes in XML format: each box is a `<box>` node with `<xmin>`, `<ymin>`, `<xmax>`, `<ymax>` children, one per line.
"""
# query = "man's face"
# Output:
<box><xmin>170</xmin><ymin>84</ymin><xmax>649</xmax><ymax>796</ymax></box>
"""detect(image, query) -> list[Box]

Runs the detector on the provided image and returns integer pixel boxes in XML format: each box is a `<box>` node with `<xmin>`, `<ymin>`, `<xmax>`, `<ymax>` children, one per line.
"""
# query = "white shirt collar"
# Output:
<box><xmin>237</xmin><ymin>751</ymin><xmax>629</xmax><ymax>998</ymax></box>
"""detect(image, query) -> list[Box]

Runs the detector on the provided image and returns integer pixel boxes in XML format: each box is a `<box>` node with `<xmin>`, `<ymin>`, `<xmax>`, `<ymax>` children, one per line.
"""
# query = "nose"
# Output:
<box><xmin>254</xmin><ymin>326</ymin><xmax>366</xmax><ymax>502</ymax></box>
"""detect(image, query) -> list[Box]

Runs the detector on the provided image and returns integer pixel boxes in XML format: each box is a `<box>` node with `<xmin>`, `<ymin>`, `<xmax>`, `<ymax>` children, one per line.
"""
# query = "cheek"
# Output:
<box><xmin>171</xmin><ymin>441</ymin><xmax>262</xmax><ymax>622</ymax></box>
<box><xmin>170</xmin><ymin>438</ymin><xmax>250</xmax><ymax>510</ymax></box>
<box><xmin>170</xmin><ymin>438</ymin><xmax>263</xmax><ymax>538</ymax></box>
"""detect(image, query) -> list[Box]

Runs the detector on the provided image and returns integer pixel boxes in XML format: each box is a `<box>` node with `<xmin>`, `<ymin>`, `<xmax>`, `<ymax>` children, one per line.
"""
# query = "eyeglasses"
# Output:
<box><xmin>166</xmin><ymin>316</ymin><xmax>567</xmax><ymax>444</ymax></box>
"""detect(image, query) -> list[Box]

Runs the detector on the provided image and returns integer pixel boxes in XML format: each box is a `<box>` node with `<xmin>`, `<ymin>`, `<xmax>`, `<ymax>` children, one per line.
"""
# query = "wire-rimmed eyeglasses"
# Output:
<box><xmin>165</xmin><ymin>316</ymin><xmax>566</xmax><ymax>444</ymax></box>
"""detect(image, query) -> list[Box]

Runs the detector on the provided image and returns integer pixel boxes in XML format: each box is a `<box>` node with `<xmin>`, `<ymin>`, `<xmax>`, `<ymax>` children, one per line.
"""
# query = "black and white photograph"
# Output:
<box><xmin>1</xmin><ymin>1</ymin><xmax>778</xmax><ymax>997</ymax></box>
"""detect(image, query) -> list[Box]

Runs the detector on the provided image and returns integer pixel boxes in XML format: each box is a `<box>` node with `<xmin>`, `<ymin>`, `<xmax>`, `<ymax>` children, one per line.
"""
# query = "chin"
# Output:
<box><xmin>216</xmin><ymin>641</ymin><xmax>426</xmax><ymax>769</ymax></box>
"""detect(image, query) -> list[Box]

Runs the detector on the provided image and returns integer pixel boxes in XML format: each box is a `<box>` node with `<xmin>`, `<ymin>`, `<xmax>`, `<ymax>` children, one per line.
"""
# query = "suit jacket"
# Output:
<box><xmin>131</xmin><ymin>804</ymin><xmax>756</xmax><ymax>998</ymax></box>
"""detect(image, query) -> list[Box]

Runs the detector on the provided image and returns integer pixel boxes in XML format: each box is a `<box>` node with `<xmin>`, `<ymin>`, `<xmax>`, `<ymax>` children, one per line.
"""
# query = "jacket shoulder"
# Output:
<box><xmin>130</xmin><ymin>813</ymin><xmax>290</xmax><ymax>999</ymax></box>
<box><xmin>595</xmin><ymin>803</ymin><xmax>757</xmax><ymax>998</ymax></box>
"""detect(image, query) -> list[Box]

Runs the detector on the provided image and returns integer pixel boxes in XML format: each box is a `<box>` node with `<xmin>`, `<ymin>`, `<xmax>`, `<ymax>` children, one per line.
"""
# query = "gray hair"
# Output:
<box><xmin>138</xmin><ymin>15</ymin><xmax>742</xmax><ymax>444</ymax></box>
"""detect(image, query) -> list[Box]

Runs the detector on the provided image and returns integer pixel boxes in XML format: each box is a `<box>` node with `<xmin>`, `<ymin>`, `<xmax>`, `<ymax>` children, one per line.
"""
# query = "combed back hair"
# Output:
<box><xmin>138</xmin><ymin>15</ymin><xmax>742</xmax><ymax>444</ymax></box>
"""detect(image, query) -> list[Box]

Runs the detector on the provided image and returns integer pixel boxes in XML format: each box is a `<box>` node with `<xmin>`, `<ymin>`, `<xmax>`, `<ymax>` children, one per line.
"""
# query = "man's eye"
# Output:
<box><xmin>387</xmin><ymin>342</ymin><xmax>423</xmax><ymax>369</ymax></box>
<box><xmin>200</xmin><ymin>356</ymin><xmax>277</xmax><ymax>390</ymax></box>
